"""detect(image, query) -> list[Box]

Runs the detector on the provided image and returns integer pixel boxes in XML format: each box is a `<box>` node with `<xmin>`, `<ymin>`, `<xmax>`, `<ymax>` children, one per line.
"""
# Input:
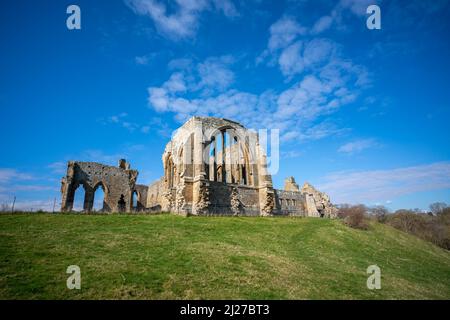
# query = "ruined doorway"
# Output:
<box><xmin>93</xmin><ymin>183</ymin><xmax>106</xmax><ymax>212</ymax></box>
<box><xmin>117</xmin><ymin>194</ymin><xmax>126</xmax><ymax>213</ymax></box>
<box><xmin>73</xmin><ymin>185</ymin><xmax>86</xmax><ymax>212</ymax></box>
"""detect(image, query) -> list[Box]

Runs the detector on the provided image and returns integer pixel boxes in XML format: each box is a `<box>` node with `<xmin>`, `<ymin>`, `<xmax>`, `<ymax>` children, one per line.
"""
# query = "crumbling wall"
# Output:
<box><xmin>284</xmin><ymin>176</ymin><xmax>300</xmax><ymax>191</ymax></box>
<box><xmin>147</xmin><ymin>178</ymin><xmax>164</xmax><ymax>210</ymax></box>
<box><xmin>134</xmin><ymin>184</ymin><xmax>149</xmax><ymax>211</ymax></box>
<box><xmin>301</xmin><ymin>182</ymin><xmax>338</xmax><ymax>218</ymax></box>
<box><xmin>60</xmin><ymin>160</ymin><xmax>140</xmax><ymax>213</ymax></box>
<box><xmin>273</xmin><ymin>189</ymin><xmax>307</xmax><ymax>216</ymax></box>
<box><xmin>154</xmin><ymin>116</ymin><xmax>274</xmax><ymax>216</ymax></box>
<box><xmin>205</xmin><ymin>182</ymin><xmax>260</xmax><ymax>216</ymax></box>
<box><xmin>54</xmin><ymin>116</ymin><xmax>337</xmax><ymax>218</ymax></box>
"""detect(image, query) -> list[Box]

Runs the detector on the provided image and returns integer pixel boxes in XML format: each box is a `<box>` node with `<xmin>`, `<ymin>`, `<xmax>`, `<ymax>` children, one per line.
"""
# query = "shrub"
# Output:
<box><xmin>386</xmin><ymin>210</ymin><xmax>450</xmax><ymax>250</ymax></box>
<box><xmin>369</xmin><ymin>205</ymin><xmax>389</xmax><ymax>223</ymax></box>
<box><xmin>388</xmin><ymin>210</ymin><xmax>427</xmax><ymax>234</ymax></box>
<box><xmin>338</xmin><ymin>204</ymin><xmax>368</xmax><ymax>230</ymax></box>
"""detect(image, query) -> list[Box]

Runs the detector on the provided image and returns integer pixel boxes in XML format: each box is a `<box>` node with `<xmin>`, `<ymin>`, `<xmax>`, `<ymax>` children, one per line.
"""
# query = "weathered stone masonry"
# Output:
<box><xmin>60</xmin><ymin>116</ymin><xmax>337</xmax><ymax>217</ymax></box>
<box><xmin>145</xmin><ymin>117</ymin><xmax>338</xmax><ymax>217</ymax></box>
<box><xmin>60</xmin><ymin>159</ymin><xmax>147</xmax><ymax>212</ymax></box>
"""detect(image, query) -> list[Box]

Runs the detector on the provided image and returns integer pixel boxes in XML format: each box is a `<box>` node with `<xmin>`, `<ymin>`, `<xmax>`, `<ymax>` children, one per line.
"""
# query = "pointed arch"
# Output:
<box><xmin>93</xmin><ymin>182</ymin><xmax>107</xmax><ymax>212</ymax></box>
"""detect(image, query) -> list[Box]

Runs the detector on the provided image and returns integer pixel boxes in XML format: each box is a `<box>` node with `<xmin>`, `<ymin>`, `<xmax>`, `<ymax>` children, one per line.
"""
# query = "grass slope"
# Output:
<box><xmin>0</xmin><ymin>214</ymin><xmax>449</xmax><ymax>299</ymax></box>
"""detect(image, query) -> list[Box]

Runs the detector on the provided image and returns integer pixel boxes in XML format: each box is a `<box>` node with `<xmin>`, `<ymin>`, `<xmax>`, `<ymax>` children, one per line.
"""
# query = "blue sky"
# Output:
<box><xmin>0</xmin><ymin>0</ymin><xmax>449</xmax><ymax>211</ymax></box>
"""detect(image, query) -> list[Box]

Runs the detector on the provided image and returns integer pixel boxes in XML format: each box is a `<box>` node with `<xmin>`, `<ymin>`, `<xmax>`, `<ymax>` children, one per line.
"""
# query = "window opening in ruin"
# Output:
<box><xmin>242</xmin><ymin>166</ymin><xmax>247</xmax><ymax>185</ymax></box>
<box><xmin>93</xmin><ymin>184</ymin><xmax>105</xmax><ymax>212</ymax></box>
<box><xmin>132</xmin><ymin>191</ymin><xmax>138</xmax><ymax>211</ymax></box>
<box><xmin>73</xmin><ymin>185</ymin><xmax>86</xmax><ymax>212</ymax></box>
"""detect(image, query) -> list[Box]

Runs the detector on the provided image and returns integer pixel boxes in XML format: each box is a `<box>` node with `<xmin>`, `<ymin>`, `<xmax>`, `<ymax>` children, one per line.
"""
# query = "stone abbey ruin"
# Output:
<box><xmin>61</xmin><ymin>117</ymin><xmax>337</xmax><ymax>217</ymax></box>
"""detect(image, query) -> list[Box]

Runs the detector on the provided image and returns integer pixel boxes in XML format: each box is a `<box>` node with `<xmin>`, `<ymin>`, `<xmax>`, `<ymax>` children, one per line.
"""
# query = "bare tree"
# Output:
<box><xmin>370</xmin><ymin>205</ymin><xmax>389</xmax><ymax>223</ymax></box>
<box><xmin>429</xmin><ymin>202</ymin><xmax>448</xmax><ymax>215</ymax></box>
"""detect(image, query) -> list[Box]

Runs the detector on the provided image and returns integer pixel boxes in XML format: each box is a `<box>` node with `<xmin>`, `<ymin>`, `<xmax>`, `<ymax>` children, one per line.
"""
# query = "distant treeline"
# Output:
<box><xmin>337</xmin><ymin>202</ymin><xmax>450</xmax><ymax>250</ymax></box>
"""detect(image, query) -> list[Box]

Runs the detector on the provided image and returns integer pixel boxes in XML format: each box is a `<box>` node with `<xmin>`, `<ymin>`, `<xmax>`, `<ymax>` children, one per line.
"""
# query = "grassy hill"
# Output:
<box><xmin>0</xmin><ymin>213</ymin><xmax>449</xmax><ymax>299</ymax></box>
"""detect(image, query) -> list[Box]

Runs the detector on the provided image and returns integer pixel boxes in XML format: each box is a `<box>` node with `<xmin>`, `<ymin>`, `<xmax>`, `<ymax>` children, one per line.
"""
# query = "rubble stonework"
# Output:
<box><xmin>60</xmin><ymin>116</ymin><xmax>337</xmax><ymax>217</ymax></box>
<box><xmin>145</xmin><ymin>117</ymin><xmax>337</xmax><ymax>217</ymax></box>
<box><xmin>301</xmin><ymin>182</ymin><xmax>338</xmax><ymax>218</ymax></box>
<box><xmin>284</xmin><ymin>176</ymin><xmax>300</xmax><ymax>191</ymax></box>
<box><xmin>230</xmin><ymin>187</ymin><xmax>241</xmax><ymax>216</ymax></box>
<box><xmin>60</xmin><ymin>160</ymin><xmax>147</xmax><ymax>213</ymax></box>
<box><xmin>193</xmin><ymin>181</ymin><xmax>211</xmax><ymax>215</ymax></box>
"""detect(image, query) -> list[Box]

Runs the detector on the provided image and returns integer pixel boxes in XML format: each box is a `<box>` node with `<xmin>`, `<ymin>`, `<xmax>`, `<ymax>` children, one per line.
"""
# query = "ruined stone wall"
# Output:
<box><xmin>57</xmin><ymin>115</ymin><xmax>338</xmax><ymax>217</ymax></box>
<box><xmin>61</xmin><ymin>160</ymin><xmax>139</xmax><ymax>213</ymax></box>
<box><xmin>301</xmin><ymin>182</ymin><xmax>338</xmax><ymax>218</ymax></box>
<box><xmin>206</xmin><ymin>182</ymin><xmax>261</xmax><ymax>216</ymax></box>
<box><xmin>154</xmin><ymin>116</ymin><xmax>274</xmax><ymax>216</ymax></box>
<box><xmin>134</xmin><ymin>184</ymin><xmax>149</xmax><ymax>211</ymax></box>
<box><xmin>146</xmin><ymin>178</ymin><xmax>164</xmax><ymax>210</ymax></box>
<box><xmin>284</xmin><ymin>177</ymin><xmax>300</xmax><ymax>191</ymax></box>
<box><xmin>273</xmin><ymin>190</ymin><xmax>307</xmax><ymax>216</ymax></box>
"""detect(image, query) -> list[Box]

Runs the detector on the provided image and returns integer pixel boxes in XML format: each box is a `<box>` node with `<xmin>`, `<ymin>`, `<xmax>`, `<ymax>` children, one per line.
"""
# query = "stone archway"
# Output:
<box><xmin>92</xmin><ymin>182</ymin><xmax>108</xmax><ymax>212</ymax></box>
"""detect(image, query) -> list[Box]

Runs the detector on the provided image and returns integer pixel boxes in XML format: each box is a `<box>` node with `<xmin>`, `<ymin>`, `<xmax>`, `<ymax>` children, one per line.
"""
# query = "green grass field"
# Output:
<box><xmin>0</xmin><ymin>213</ymin><xmax>449</xmax><ymax>299</ymax></box>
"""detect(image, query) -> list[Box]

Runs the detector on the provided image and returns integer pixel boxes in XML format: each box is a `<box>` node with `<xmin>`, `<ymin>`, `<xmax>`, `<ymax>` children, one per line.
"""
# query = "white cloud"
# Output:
<box><xmin>311</xmin><ymin>15</ymin><xmax>333</xmax><ymax>34</ymax></box>
<box><xmin>303</xmin><ymin>39</ymin><xmax>336</xmax><ymax>66</ymax></box>
<box><xmin>317</xmin><ymin>162</ymin><xmax>450</xmax><ymax>204</ymax></box>
<box><xmin>211</xmin><ymin>0</ymin><xmax>239</xmax><ymax>18</ymax></box>
<box><xmin>168</xmin><ymin>58</ymin><xmax>194</xmax><ymax>70</ymax></box>
<box><xmin>147</xmin><ymin>53</ymin><xmax>360</xmax><ymax>142</ymax></box>
<box><xmin>262</xmin><ymin>16</ymin><xmax>368</xmax><ymax>85</ymax></box>
<box><xmin>148</xmin><ymin>87</ymin><xmax>169</xmax><ymax>111</ymax></box>
<box><xmin>146</xmin><ymin>15</ymin><xmax>370</xmax><ymax>143</ymax></box>
<box><xmin>0</xmin><ymin>169</ymin><xmax>33</xmax><ymax>183</ymax></box>
<box><xmin>268</xmin><ymin>16</ymin><xmax>307</xmax><ymax>52</ymax></box>
<box><xmin>281</xmin><ymin>150</ymin><xmax>302</xmax><ymax>159</ymax></box>
<box><xmin>125</xmin><ymin>0</ymin><xmax>238</xmax><ymax>40</ymax></box>
<box><xmin>338</xmin><ymin>0</ymin><xmax>375</xmax><ymax>17</ymax></box>
<box><xmin>135</xmin><ymin>52</ymin><xmax>160</xmax><ymax>65</ymax></box>
<box><xmin>101</xmin><ymin>112</ymin><xmax>151</xmax><ymax>133</ymax></box>
<box><xmin>297</xmin><ymin>122</ymin><xmax>349</xmax><ymax>141</ymax></box>
<box><xmin>107</xmin><ymin>112</ymin><xmax>128</xmax><ymax>124</ymax></box>
<box><xmin>9</xmin><ymin>185</ymin><xmax>56</xmax><ymax>192</ymax></box>
<box><xmin>0</xmin><ymin>169</ymin><xmax>57</xmax><ymax>212</ymax></box>
<box><xmin>135</xmin><ymin>55</ymin><xmax>150</xmax><ymax>65</ymax></box>
<box><xmin>197</xmin><ymin>56</ymin><xmax>235</xmax><ymax>92</ymax></box>
<box><xmin>338</xmin><ymin>138</ymin><xmax>379</xmax><ymax>154</ymax></box>
<box><xmin>311</xmin><ymin>0</ymin><xmax>381</xmax><ymax>34</ymax></box>
<box><xmin>164</xmin><ymin>72</ymin><xmax>187</xmax><ymax>93</ymax></box>
<box><xmin>278</xmin><ymin>41</ymin><xmax>304</xmax><ymax>77</ymax></box>
<box><xmin>47</xmin><ymin>162</ymin><xmax>67</xmax><ymax>174</ymax></box>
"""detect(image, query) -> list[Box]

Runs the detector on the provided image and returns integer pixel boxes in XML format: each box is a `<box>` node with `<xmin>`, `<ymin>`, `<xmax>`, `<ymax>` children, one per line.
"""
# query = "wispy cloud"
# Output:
<box><xmin>135</xmin><ymin>53</ymin><xmax>156</xmax><ymax>65</ymax></box>
<box><xmin>147</xmin><ymin>50</ymin><xmax>364</xmax><ymax>143</ymax></box>
<box><xmin>100</xmin><ymin>112</ymin><xmax>150</xmax><ymax>133</ymax></box>
<box><xmin>310</xmin><ymin>0</ymin><xmax>380</xmax><ymax>35</ymax></box>
<box><xmin>125</xmin><ymin>0</ymin><xmax>238</xmax><ymax>40</ymax></box>
<box><xmin>47</xmin><ymin>162</ymin><xmax>67</xmax><ymax>174</ymax></box>
<box><xmin>281</xmin><ymin>150</ymin><xmax>302</xmax><ymax>159</ymax></box>
<box><xmin>5</xmin><ymin>185</ymin><xmax>57</xmax><ymax>192</ymax></box>
<box><xmin>338</xmin><ymin>138</ymin><xmax>379</xmax><ymax>154</ymax></box>
<box><xmin>317</xmin><ymin>162</ymin><xmax>450</xmax><ymax>204</ymax></box>
<box><xmin>0</xmin><ymin>169</ymin><xmax>33</xmax><ymax>183</ymax></box>
<box><xmin>0</xmin><ymin>168</ymin><xmax>58</xmax><ymax>211</ymax></box>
